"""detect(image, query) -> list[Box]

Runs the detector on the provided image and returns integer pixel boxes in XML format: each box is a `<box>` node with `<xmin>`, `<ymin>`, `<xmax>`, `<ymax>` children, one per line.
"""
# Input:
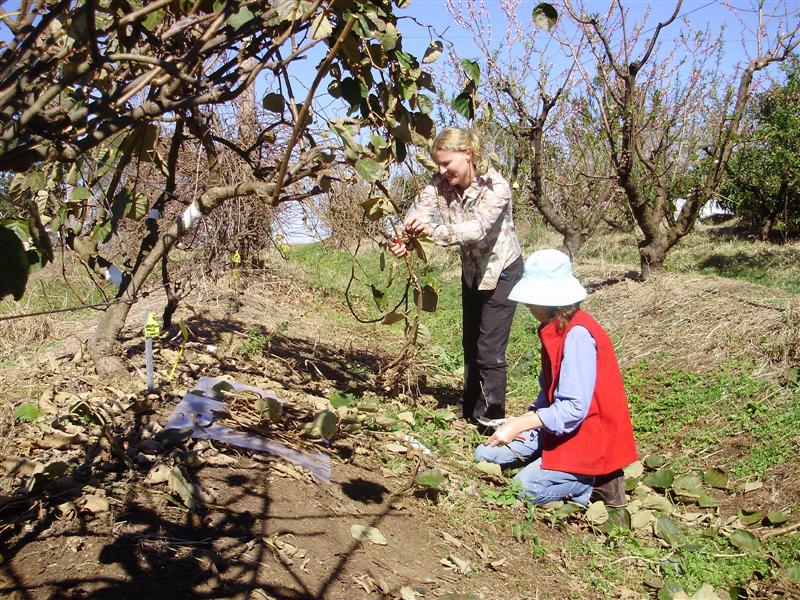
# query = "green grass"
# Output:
<box><xmin>623</xmin><ymin>362</ymin><xmax>799</xmax><ymax>477</ymax></box>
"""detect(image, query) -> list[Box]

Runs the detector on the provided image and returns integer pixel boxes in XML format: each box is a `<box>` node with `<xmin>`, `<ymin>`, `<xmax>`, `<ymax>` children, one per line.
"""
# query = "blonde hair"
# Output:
<box><xmin>431</xmin><ymin>128</ymin><xmax>487</xmax><ymax>174</ymax></box>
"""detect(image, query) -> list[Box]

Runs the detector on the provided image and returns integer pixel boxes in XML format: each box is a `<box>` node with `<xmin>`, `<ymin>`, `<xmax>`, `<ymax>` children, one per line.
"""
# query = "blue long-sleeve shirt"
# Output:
<box><xmin>529</xmin><ymin>325</ymin><xmax>597</xmax><ymax>435</ymax></box>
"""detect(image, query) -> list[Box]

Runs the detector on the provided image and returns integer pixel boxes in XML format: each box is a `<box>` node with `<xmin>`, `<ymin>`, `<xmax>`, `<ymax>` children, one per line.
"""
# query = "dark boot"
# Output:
<box><xmin>590</xmin><ymin>470</ymin><xmax>627</xmax><ymax>507</ymax></box>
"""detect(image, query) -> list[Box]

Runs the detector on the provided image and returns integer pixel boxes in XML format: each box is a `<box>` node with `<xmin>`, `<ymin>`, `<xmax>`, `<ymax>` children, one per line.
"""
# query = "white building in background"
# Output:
<box><xmin>673</xmin><ymin>198</ymin><xmax>733</xmax><ymax>221</ymax></box>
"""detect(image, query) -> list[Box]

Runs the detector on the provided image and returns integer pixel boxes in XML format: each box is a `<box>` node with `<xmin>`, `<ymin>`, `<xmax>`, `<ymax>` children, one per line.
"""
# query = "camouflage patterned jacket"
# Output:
<box><xmin>408</xmin><ymin>167</ymin><xmax>521</xmax><ymax>290</ymax></box>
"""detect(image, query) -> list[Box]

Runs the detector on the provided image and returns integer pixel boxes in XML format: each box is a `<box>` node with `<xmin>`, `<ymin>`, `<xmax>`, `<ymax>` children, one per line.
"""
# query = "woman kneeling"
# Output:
<box><xmin>474</xmin><ymin>249</ymin><xmax>637</xmax><ymax>506</ymax></box>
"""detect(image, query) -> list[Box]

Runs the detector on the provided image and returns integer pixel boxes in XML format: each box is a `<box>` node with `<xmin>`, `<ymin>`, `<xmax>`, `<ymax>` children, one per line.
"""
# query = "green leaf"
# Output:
<box><xmin>787</xmin><ymin>563</ymin><xmax>800</xmax><ymax>581</ymax></box>
<box><xmin>154</xmin><ymin>427</ymin><xmax>194</xmax><ymax>446</ymax></box>
<box><xmin>453</xmin><ymin>92</ymin><xmax>474</xmax><ymax>121</ymax></box>
<box><xmin>549</xmin><ymin>502</ymin><xmax>583</xmax><ymax>521</ymax></box>
<box><xmin>643</xmin><ymin>469</ymin><xmax>674</xmax><ymax>491</ymax></box>
<box><xmin>641</xmin><ymin>494</ymin><xmax>672</xmax><ymax>513</ymax></box>
<box><xmin>228</xmin><ymin>6</ymin><xmax>256</xmax><ymax>29</ymax></box>
<box><xmin>655</xmin><ymin>515</ymin><xmax>682</xmax><ymax>547</ymax></box>
<box><xmin>254</xmin><ymin>396</ymin><xmax>283</xmax><ymax>421</ymax></box>
<box><xmin>302</xmin><ymin>410</ymin><xmax>338</xmax><ymax>439</ymax></box>
<box><xmin>382</xmin><ymin>312</ymin><xmax>406</xmax><ymax>325</ymax></box>
<box><xmin>729</xmin><ymin>528</ymin><xmax>761</xmax><ymax>552</ymax></box>
<box><xmin>354</xmin><ymin>158</ymin><xmax>384</xmax><ymax>183</ymax></box>
<box><xmin>585</xmin><ymin>501</ymin><xmax>609</xmax><ymax>525</ymax></box>
<box><xmin>310</xmin><ymin>11</ymin><xmax>332</xmax><ymax>39</ymax></box>
<box><xmin>414</xmin><ymin>322</ymin><xmax>432</xmax><ymax>346</ymax></box>
<box><xmin>371</xmin><ymin>135</ymin><xmax>389</xmax><ymax>149</ymax></box>
<box><xmin>657</xmin><ymin>581</ymin><xmax>685</xmax><ymax>600</ymax></box>
<box><xmin>127</xmin><ymin>192</ymin><xmax>149</xmax><ymax>220</ymax></box>
<box><xmin>14</xmin><ymin>402</ymin><xmax>40</xmax><ymax>423</ymax></box>
<box><xmin>459</xmin><ymin>59</ymin><xmax>480</xmax><ymax>82</ymax></box>
<box><xmin>399</xmin><ymin>79</ymin><xmax>417</xmax><ymax>101</ymax></box>
<box><xmin>737</xmin><ymin>509</ymin><xmax>765</xmax><ymax>526</ymax></box>
<box><xmin>600</xmin><ymin>507</ymin><xmax>631</xmax><ymax>533</ymax></box>
<box><xmin>642</xmin><ymin>494</ymin><xmax>672</xmax><ymax>512</ymax></box>
<box><xmin>24</xmin><ymin>170</ymin><xmax>45</xmax><ymax>192</ymax></box>
<box><xmin>415</xmin><ymin>469</ymin><xmax>445</xmax><ymax>491</ymax></box>
<box><xmin>766</xmin><ymin>510</ymin><xmax>789</xmax><ymax>525</ymax></box>
<box><xmin>395</xmin><ymin>50</ymin><xmax>415</xmax><ymax>72</ymax></box>
<box><xmin>360</xmin><ymin>196</ymin><xmax>393</xmax><ymax>221</ymax></box>
<box><xmin>143</xmin><ymin>8</ymin><xmax>166</xmax><ymax>31</ymax></box>
<box><xmin>644</xmin><ymin>454</ymin><xmax>666</xmax><ymax>469</ymax></box>
<box><xmin>703</xmin><ymin>468</ymin><xmax>729</xmax><ymax>490</ymax></box>
<box><xmin>262</xmin><ymin>93</ymin><xmax>285</xmax><ymax>113</ymax></box>
<box><xmin>70</xmin><ymin>187</ymin><xmax>92</xmax><ymax>203</ymax></box>
<box><xmin>532</xmin><ymin>3</ymin><xmax>558</xmax><ymax>31</ymax></box>
<box><xmin>169</xmin><ymin>465</ymin><xmax>197</xmax><ymax>511</ymax></box>
<box><xmin>329</xmin><ymin>391</ymin><xmax>354</xmax><ymax>409</ymax></box>
<box><xmin>417</xmin><ymin>94</ymin><xmax>434</xmax><ymax>114</ymax></box>
<box><xmin>698</xmin><ymin>494</ymin><xmax>719</xmax><ymax>508</ymax></box>
<box><xmin>422</xmin><ymin>40</ymin><xmax>443</xmax><ymax>64</ymax></box>
<box><xmin>672</xmin><ymin>474</ymin><xmax>704</xmax><ymax>503</ymax></box>
<box><xmin>642</xmin><ymin>571</ymin><xmax>665</xmax><ymax>589</ymax></box>
<box><xmin>377</xmin><ymin>23</ymin><xmax>399</xmax><ymax>50</ymax></box>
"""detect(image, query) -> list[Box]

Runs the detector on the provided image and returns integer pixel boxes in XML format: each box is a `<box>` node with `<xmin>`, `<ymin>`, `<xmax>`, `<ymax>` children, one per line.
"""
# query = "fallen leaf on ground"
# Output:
<box><xmin>441</xmin><ymin>531</ymin><xmax>462</xmax><ymax>547</ymax></box>
<box><xmin>145</xmin><ymin>463</ymin><xmax>171</xmax><ymax>485</ymax></box>
<box><xmin>441</xmin><ymin>553</ymin><xmax>471</xmax><ymax>575</ymax></box>
<box><xmin>3</xmin><ymin>456</ymin><xmax>43</xmax><ymax>477</ymax></box>
<box><xmin>400</xmin><ymin>586</ymin><xmax>418</xmax><ymax>600</ymax></box>
<box><xmin>56</xmin><ymin>501</ymin><xmax>77</xmax><ymax>520</ymax></box>
<box><xmin>35</xmin><ymin>431</ymin><xmax>80</xmax><ymax>449</ymax></box>
<box><xmin>350</xmin><ymin>524</ymin><xmax>387</xmax><ymax>545</ymax></box>
<box><xmin>78</xmin><ymin>494</ymin><xmax>110</xmax><ymax>515</ymax></box>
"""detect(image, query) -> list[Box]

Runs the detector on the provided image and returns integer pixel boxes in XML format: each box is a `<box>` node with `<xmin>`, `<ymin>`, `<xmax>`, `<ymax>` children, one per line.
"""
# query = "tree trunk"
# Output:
<box><xmin>759</xmin><ymin>213</ymin><xmax>777</xmax><ymax>241</ymax></box>
<box><xmin>90</xmin><ymin>298</ymin><xmax>135</xmax><ymax>376</ymax></box>
<box><xmin>638</xmin><ymin>239</ymin><xmax>667</xmax><ymax>278</ymax></box>
<box><xmin>560</xmin><ymin>228</ymin><xmax>585</xmax><ymax>259</ymax></box>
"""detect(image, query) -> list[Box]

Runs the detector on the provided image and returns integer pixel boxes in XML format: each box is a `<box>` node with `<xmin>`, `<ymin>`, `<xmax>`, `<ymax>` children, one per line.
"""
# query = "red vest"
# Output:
<box><xmin>539</xmin><ymin>310</ymin><xmax>638</xmax><ymax>476</ymax></box>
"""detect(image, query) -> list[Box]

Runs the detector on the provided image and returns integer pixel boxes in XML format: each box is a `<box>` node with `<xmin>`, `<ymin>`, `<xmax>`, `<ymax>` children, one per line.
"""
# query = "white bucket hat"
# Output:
<box><xmin>508</xmin><ymin>249</ymin><xmax>587</xmax><ymax>306</ymax></box>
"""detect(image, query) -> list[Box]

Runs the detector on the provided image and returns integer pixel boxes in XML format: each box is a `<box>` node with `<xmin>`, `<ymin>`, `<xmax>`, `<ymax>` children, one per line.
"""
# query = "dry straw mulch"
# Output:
<box><xmin>579</xmin><ymin>269</ymin><xmax>798</xmax><ymax>377</ymax></box>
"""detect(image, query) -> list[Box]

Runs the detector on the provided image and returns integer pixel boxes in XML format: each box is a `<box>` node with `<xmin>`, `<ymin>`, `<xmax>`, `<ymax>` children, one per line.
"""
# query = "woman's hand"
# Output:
<box><xmin>389</xmin><ymin>237</ymin><xmax>408</xmax><ymax>258</ymax></box>
<box><xmin>485</xmin><ymin>411</ymin><xmax>543</xmax><ymax>447</ymax></box>
<box><xmin>486</xmin><ymin>420</ymin><xmax>523</xmax><ymax>447</ymax></box>
<box><xmin>404</xmin><ymin>216</ymin><xmax>432</xmax><ymax>238</ymax></box>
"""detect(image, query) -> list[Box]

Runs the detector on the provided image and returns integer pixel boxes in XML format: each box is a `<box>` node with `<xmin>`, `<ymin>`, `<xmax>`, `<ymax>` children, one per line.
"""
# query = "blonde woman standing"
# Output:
<box><xmin>390</xmin><ymin>127</ymin><xmax>522</xmax><ymax>430</ymax></box>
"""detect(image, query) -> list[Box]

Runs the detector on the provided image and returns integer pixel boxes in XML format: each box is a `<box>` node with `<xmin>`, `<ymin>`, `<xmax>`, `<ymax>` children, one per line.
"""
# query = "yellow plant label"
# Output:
<box><xmin>232</xmin><ymin>251</ymin><xmax>241</xmax><ymax>265</ymax></box>
<box><xmin>144</xmin><ymin>313</ymin><xmax>160</xmax><ymax>338</ymax></box>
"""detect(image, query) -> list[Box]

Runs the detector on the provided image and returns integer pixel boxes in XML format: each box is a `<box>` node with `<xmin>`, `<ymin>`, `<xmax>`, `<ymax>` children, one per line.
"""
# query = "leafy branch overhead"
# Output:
<box><xmin>0</xmin><ymin>0</ymin><xmax>443</xmax><ymax>379</ymax></box>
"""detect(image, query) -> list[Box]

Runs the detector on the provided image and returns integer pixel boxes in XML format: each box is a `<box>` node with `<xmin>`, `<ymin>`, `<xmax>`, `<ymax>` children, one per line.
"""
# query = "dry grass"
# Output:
<box><xmin>579</xmin><ymin>267</ymin><xmax>799</xmax><ymax>377</ymax></box>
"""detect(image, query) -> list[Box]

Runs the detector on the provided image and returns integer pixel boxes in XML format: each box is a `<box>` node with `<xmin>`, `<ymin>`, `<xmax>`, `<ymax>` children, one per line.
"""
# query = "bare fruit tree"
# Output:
<box><xmin>566</xmin><ymin>0</ymin><xmax>800</xmax><ymax>277</ymax></box>
<box><xmin>443</xmin><ymin>0</ymin><xmax>617</xmax><ymax>256</ymax></box>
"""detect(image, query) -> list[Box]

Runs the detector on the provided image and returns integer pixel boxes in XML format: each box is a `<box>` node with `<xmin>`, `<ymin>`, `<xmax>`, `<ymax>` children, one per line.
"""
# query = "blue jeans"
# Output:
<box><xmin>474</xmin><ymin>429</ymin><xmax>594</xmax><ymax>505</ymax></box>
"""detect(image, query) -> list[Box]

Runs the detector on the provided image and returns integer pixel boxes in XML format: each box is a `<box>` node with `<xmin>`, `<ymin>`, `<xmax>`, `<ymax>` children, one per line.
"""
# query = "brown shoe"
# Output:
<box><xmin>590</xmin><ymin>470</ymin><xmax>627</xmax><ymax>507</ymax></box>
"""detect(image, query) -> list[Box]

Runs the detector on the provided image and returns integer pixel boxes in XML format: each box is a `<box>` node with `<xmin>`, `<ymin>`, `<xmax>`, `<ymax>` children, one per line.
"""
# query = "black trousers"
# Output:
<box><xmin>460</xmin><ymin>256</ymin><xmax>523</xmax><ymax>422</ymax></box>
